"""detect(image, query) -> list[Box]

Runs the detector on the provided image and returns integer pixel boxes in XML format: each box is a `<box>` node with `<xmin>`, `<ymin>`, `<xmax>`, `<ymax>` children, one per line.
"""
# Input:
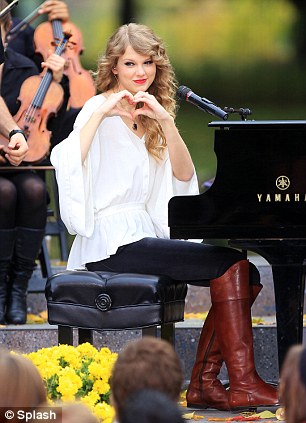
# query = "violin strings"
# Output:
<box><xmin>53</xmin><ymin>20</ymin><xmax>64</xmax><ymax>41</ymax></box>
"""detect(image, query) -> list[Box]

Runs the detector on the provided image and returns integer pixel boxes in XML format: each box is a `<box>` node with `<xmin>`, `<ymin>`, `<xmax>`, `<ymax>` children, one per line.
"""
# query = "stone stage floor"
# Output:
<box><xmin>179</xmin><ymin>405</ymin><xmax>281</xmax><ymax>423</ymax></box>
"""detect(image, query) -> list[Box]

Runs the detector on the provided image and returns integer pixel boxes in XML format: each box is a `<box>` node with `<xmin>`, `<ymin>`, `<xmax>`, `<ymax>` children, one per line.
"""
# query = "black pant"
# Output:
<box><xmin>87</xmin><ymin>237</ymin><xmax>260</xmax><ymax>286</ymax></box>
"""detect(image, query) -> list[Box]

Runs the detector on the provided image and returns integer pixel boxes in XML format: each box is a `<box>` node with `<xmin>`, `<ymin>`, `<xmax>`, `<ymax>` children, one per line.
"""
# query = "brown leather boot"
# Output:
<box><xmin>186</xmin><ymin>307</ymin><xmax>229</xmax><ymax>410</ymax></box>
<box><xmin>210</xmin><ymin>260</ymin><xmax>279</xmax><ymax>411</ymax></box>
<box><xmin>186</xmin><ymin>284</ymin><xmax>262</xmax><ymax>410</ymax></box>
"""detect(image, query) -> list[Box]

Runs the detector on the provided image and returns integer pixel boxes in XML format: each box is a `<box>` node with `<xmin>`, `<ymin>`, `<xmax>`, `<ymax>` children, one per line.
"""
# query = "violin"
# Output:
<box><xmin>0</xmin><ymin>33</ymin><xmax>70</xmax><ymax>164</ymax></box>
<box><xmin>34</xmin><ymin>19</ymin><xmax>96</xmax><ymax>109</ymax></box>
<box><xmin>7</xmin><ymin>3</ymin><xmax>96</xmax><ymax>109</ymax></box>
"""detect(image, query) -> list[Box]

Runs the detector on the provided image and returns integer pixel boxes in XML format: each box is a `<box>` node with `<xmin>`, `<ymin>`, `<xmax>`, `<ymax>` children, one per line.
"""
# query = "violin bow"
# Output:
<box><xmin>0</xmin><ymin>0</ymin><xmax>19</xmax><ymax>19</ymax></box>
<box><xmin>6</xmin><ymin>2</ymin><xmax>43</xmax><ymax>37</ymax></box>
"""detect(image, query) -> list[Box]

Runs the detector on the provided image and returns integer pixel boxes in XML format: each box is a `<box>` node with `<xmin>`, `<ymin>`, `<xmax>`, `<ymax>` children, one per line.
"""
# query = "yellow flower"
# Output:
<box><xmin>23</xmin><ymin>343</ymin><xmax>117</xmax><ymax>422</ymax></box>
<box><xmin>57</xmin><ymin>367</ymin><xmax>83</xmax><ymax>401</ymax></box>
<box><xmin>80</xmin><ymin>391</ymin><xmax>100</xmax><ymax>409</ymax></box>
<box><xmin>92</xmin><ymin>380</ymin><xmax>110</xmax><ymax>396</ymax></box>
<box><xmin>77</xmin><ymin>343</ymin><xmax>99</xmax><ymax>357</ymax></box>
<box><xmin>93</xmin><ymin>402</ymin><xmax>115</xmax><ymax>423</ymax></box>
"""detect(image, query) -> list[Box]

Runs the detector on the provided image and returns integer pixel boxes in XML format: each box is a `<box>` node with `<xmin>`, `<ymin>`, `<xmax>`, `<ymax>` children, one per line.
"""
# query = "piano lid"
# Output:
<box><xmin>208</xmin><ymin>119</ymin><xmax>306</xmax><ymax>129</ymax></box>
<box><xmin>168</xmin><ymin>120</ymin><xmax>306</xmax><ymax>239</ymax></box>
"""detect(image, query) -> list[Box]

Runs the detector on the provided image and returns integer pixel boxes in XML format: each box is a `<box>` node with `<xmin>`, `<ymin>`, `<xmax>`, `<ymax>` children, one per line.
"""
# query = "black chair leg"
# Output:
<box><xmin>142</xmin><ymin>326</ymin><xmax>157</xmax><ymax>337</ymax></box>
<box><xmin>58</xmin><ymin>325</ymin><xmax>74</xmax><ymax>345</ymax></box>
<box><xmin>142</xmin><ymin>324</ymin><xmax>175</xmax><ymax>344</ymax></box>
<box><xmin>160</xmin><ymin>323</ymin><xmax>175</xmax><ymax>345</ymax></box>
<box><xmin>78</xmin><ymin>329</ymin><xmax>93</xmax><ymax>345</ymax></box>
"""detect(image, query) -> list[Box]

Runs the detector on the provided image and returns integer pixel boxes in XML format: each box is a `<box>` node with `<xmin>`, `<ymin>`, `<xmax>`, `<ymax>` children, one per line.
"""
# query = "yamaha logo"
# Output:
<box><xmin>276</xmin><ymin>176</ymin><xmax>290</xmax><ymax>191</ymax></box>
<box><xmin>257</xmin><ymin>175</ymin><xmax>306</xmax><ymax>203</ymax></box>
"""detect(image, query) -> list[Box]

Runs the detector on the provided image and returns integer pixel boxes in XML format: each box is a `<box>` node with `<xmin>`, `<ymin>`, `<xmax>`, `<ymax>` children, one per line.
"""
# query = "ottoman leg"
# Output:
<box><xmin>78</xmin><ymin>328</ymin><xmax>93</xmax><ymax>345</ymax></box>
<box><xmin>58</xmin><ymin>325</ymin><xmax>73</xmax><ymax>345</ymax></box>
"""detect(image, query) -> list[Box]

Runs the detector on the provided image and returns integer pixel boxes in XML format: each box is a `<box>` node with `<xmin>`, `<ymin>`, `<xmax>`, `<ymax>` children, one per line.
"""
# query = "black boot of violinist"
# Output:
<box><xmin>6</xmin><ymin>227</ymin><xmax>45</xmax><ymax>325</ymax></box>
<box><xmin>0</xmin><ymin>229</ymin><xmax>16</xmax><ymax>324</ymax></box>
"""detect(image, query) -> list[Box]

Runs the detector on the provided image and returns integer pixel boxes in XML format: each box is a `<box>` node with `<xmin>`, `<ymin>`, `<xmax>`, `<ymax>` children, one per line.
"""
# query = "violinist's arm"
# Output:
<box><xmin>0</xmin><ymin>96</ymin><xmax>28</xmax><ymax>166</ymax></box>
<box><xmin>38</xmin><ymin>0</ymin><xmax>69</xmax><ymax>23</ymax></box>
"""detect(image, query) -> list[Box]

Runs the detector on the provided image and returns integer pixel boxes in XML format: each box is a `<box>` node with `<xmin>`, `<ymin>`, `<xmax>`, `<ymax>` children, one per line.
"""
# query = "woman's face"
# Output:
<box><xmin>113</xmin><ymin>45</ymin><xmax>156</xmax><ymax>95</ymax></box>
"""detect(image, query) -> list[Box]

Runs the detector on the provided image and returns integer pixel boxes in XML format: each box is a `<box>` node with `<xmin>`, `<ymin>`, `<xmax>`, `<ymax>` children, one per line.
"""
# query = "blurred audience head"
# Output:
<box><xmin>119</xmin><ymin>388</ymin><xmax>185</xmax><ymax>423</ymax></box>
<box><xmin>279</xmin><ymin>344</ymin><xmax>306</xmax><ymax>423</ymax></box>
<box><xmin>0</xmin><ymin>348</ymin><xmax>47</xmax><ymax>408</ymax></box>
<box><xmin>110</xmin><ymin>337</ymin><xmax>183</xmax><ymax>420</ymax></box>
<box><xmin>61</xmin><ymin>402</ymin><xmax>99</xmax><ymax>423</ymax></box>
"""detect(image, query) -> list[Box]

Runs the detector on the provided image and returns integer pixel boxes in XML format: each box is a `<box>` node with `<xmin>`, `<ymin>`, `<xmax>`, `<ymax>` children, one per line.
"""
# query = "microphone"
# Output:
<box><xmin>177</xmin><ymin>85</ymin><xmax>228</xmax><ymax>121</ymax></box>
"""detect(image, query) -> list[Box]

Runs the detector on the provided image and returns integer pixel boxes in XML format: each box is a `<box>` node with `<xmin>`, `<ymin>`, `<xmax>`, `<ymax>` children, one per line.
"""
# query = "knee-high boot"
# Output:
<box><xmin>210</xmin><ymin>260</ymin><xmax>279</xmax><ymax>410</ymax></box>
<box><xmin>6</xmin><ymin>227</ymin><xmax>45</xmax><ymax>325</ymax></box>
<box><xmin>0</xmin><ymin>229</ymin><xmax>16</xmax><ymax>324</ymax></box>
<box><xmin>186</xmin><ymin>284</ymin><xmax>262</xmax><ymax>410</ymax></box>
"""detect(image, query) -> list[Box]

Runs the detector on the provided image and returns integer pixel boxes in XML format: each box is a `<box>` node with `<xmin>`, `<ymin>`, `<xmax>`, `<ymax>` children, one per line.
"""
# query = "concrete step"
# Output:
<box><xmin>1</xmin><ymin>320</ymin><xmax>300</xmax><ymax>384</ymax></box>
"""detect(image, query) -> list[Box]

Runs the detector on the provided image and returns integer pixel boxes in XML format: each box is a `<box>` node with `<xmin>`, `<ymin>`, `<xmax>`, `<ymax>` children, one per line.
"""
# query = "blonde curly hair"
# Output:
<box><xmin>92</xmin><ymin>23</ymin><xmax>178</xmax><ymax>159</ymax></box>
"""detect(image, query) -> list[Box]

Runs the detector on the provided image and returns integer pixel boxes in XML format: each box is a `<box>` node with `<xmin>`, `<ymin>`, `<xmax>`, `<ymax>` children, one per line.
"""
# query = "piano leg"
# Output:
<box><xmin>229</xmin><ymin>240</ymin><xmax>306</xmax><ymax>372</ymax></box>
<box><xmin>272</xmin><ymin>263</ymin><xmax>305</xmax><ymax>369</ymax></box>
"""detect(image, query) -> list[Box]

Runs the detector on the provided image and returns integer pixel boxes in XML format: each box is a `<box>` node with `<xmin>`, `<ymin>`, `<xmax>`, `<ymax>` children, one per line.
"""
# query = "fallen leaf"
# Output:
<box><xmin>26</xmin><ymin>313</ymin><xmax>46</xmax><ymax>324</ymax></box>
<box><xmin>253</xmin><ymin>411</ymin><xmax>276</xmax><ymax>419</ymax></box>
<box><xmin>183</xmin><ymin>411</ymin><xmax>196</xmax><ymax>420</ymax></box>
<box><xmin>39</xmin><ymin>310</ymin><xmax>48</xmax><ymax>320</ymax></box>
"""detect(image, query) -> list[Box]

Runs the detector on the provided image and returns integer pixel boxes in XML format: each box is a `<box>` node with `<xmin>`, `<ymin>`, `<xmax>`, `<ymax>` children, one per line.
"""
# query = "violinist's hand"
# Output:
<box><xmin>132</xmin><ymin>91</ymin><xmax>171</xmax><ymax>123</ymax></box>
<box><xmin>0</xmin><ymin>134</ymin><xmax>28</xmax><ymax>166</ymax></box>
<box><xmin>41</xmin><ymin>53</ymin><xmax>66</xmax><ymax>83</ymax></box>
<box><xmin>39</xmin><ymin>0</ymin><xmax>69</xmax><ymax>23</ymax></box>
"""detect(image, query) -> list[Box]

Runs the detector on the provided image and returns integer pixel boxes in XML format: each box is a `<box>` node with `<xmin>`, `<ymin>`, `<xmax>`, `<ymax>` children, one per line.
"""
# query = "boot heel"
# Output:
<box><xmin>230</xmin><ymin>406</ymin><xmax>258</xmax><ymax>413</ymax></box>
<box><xmin>186</xmin><ymin>403</ymin><xmax>210</xmax><ymax>410</ymax></box>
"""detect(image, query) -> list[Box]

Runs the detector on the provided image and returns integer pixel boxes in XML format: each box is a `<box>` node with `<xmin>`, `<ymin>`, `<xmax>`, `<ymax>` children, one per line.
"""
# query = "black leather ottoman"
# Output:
<box><xmin>45</xmin><ymin>270</ymin><xmax>188</xmax><ymax>345</ymax></box>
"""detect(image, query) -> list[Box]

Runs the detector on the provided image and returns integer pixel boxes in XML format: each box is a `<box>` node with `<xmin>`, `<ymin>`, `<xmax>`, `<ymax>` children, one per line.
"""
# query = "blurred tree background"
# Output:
<box><xmin>12</xmin><ymin>0</ymin><xmax>306</xmax><ymax>184</ymax></box>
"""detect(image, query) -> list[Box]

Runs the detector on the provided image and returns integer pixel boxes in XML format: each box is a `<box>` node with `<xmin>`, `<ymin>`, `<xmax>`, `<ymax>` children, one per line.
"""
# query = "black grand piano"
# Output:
<box><xmin>168</xmin><ymin>120</ymin><xmax>306</xmax><ymax>371</ymax></box>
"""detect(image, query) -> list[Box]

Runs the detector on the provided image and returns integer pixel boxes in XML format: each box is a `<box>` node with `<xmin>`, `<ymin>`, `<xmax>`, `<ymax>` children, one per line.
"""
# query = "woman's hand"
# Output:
<box><xmin>132</xmin><ymin>91</ymin><xmax>171</xmax><ymax>123</ymax></box>
<box><xmin>41</xmin><ymin>53</ymin><xmax>66</xmax><ymax>83</ymax></box>
<box><xmin>94</xmin><ymin>90</ymin><xmax>135</xmax><ymax>120</ymax></box>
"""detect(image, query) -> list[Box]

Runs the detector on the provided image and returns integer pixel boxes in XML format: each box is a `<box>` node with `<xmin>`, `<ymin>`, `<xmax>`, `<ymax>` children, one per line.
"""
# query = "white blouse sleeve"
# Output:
<box><xmin>147</xmin><ymin>150</ymin><xmax>199</xmax><ymax>238</ymax></box>
<box><xmin>50</xmin><ymin>99</ymin><xmax>98</xmax><ymax>237</ymax></box>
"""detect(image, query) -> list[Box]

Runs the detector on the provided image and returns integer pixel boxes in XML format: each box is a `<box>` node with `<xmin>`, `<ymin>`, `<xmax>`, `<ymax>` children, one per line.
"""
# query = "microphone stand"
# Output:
<box><xmin>223</xmin><ymin>106</ymin><xmax>252</xmax><ymax>121</ymax></box>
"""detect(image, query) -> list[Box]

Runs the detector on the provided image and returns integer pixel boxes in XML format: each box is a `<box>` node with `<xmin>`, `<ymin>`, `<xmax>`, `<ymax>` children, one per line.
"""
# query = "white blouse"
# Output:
<box><xmin>51</xmin><ymin>94</ymin><xmax>199</xmax><ymax>270</ymax></box>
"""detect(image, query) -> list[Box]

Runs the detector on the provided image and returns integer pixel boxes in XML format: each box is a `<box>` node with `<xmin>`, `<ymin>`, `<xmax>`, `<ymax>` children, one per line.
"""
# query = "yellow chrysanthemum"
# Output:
<box><xmin>77</xmin><ymin>343</ymin><xmax>99</xmax><ymax>358</ymax></box>
<box><xmin>24</xmin><ymin>343</ymin><xmax>117</xmax><ymax>422</ymax></box>
<box><xmin>92</xmin><ymin>380</ymin><xmax>110</xmax><ymax>396</ymax></box>
<box><xmin>80</xmin><ymin>390</ymin><xmax>100</xmax><ymax>408</ymax></box>
<box><xmin>57</xmin><ymin>367</ymin><xmax>83</xmax><ymax>401</ymax></box>
<box><xmin>88</xmin><ymin>361</ymin><xmax>111</xmax><ymax>380</ymax></box>
<box><xmin>93</xmin><ymin>402</ymin><xmax>115</xmax><ymax>423</ymax></box>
